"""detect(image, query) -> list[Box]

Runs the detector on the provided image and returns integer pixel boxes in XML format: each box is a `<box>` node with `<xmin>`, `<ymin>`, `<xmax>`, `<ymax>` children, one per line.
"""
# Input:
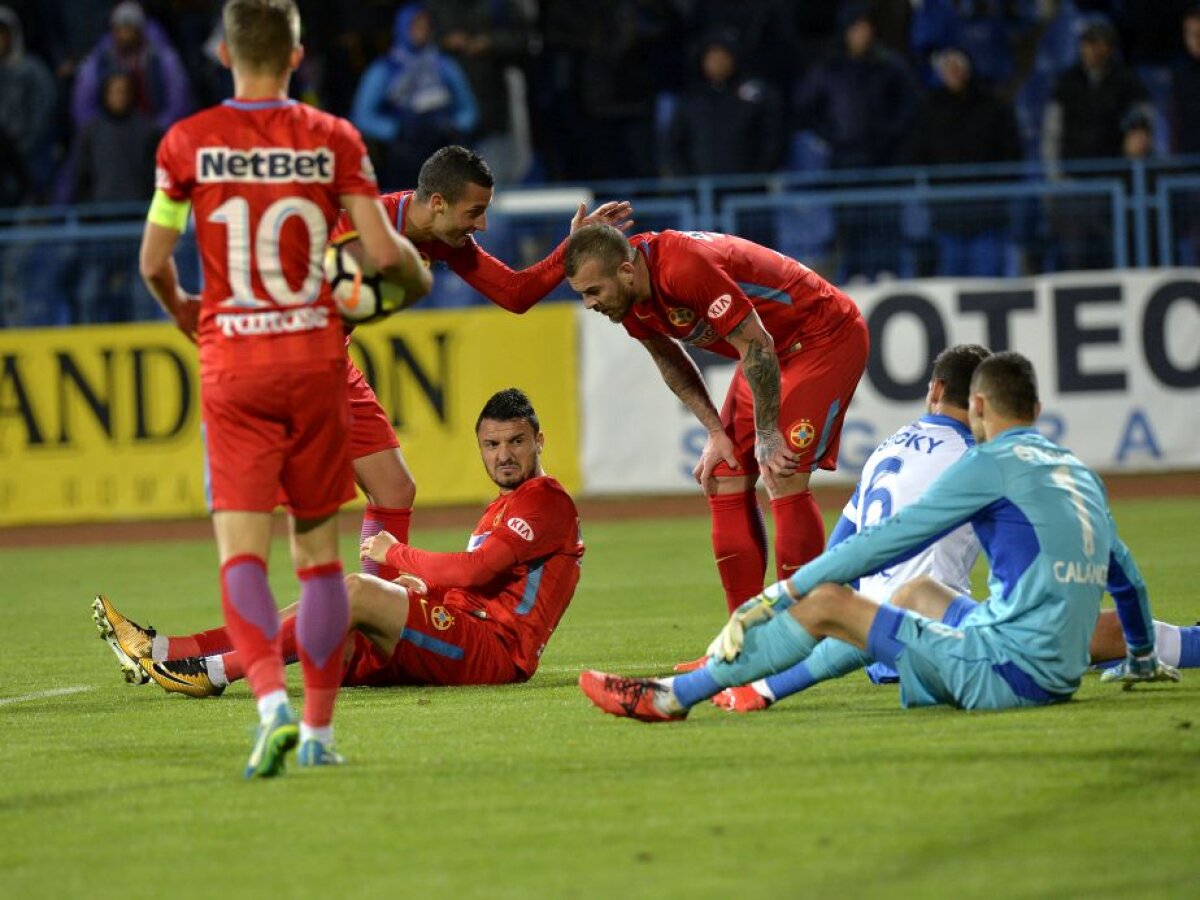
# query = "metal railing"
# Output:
<box><xmin>2</xmin><ymin>155</ymin><xmax>1198</xmax><ymax>327</ymax></box>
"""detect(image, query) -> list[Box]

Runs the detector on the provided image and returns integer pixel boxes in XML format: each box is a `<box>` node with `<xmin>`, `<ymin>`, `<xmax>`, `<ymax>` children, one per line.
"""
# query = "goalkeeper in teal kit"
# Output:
<box><xmin>580</xmin><ymin>352</ymin><xmax>1180</xmax><ymax>720</ymax></box>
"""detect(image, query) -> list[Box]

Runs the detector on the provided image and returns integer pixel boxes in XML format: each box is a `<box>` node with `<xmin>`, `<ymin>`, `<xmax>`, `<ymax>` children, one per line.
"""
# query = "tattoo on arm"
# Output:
<box><xmin>730</xmin><ymin>319</ymin><xmax>781</xmax><ymax>438</ymax></box>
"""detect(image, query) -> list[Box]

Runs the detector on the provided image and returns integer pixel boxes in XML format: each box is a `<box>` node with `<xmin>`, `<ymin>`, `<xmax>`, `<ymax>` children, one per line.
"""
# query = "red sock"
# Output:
<box><xmin>771</xmin><ymin>491</ymin><xmax>826</xmax><ymax>582</ymax></box>
<box><xmin>360</xmin><ymin>504</ymin><xmax>412</xmax><ymax>581</ymax></box>
<box><xmin>219</xmin><ymin>554</ymin><xmax>285</xmax><ymax>698</ymax></box>
<box><xmin>708</xmin><ymin>491</ymin><xmax>768</xmax><ymax>613</ymax></box>
<box><xmin>217</xmin><ymin>615</ymin><xmax>297</xmax><ymax>685</ymax></box>
<box><xmin>295</xmin><ymin>562</ymin><xmax>349</xmax><ymax>728</ymax></box>
<box><xmin>167</xmin><ymin>627</ymin><xmax>232</xmax><ymax>660</ymax></box>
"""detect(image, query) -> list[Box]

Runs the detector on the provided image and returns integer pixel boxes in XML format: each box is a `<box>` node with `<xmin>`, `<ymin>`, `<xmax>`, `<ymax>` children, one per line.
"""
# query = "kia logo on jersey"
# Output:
<box><xmin>708</xmin><ymin>294</ymin><xmax>733</xmax><ymax>318</ymax></box>
<box><xmin>506</xmin><ymin>517</ymin><xmax>535</xmax><ymax>541</ymax></box>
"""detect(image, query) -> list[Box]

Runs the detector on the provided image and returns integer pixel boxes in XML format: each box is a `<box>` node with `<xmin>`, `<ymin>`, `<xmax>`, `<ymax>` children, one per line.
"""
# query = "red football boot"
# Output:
<box><xmin>672</xmin><ymin>655</ymin><xmax>709</xmax><ymax>674</ymax></box>
<box><xmin>578</xmin><ymin>670</ymin><xmax>686</xmax><ymax>722</ymax></box>
<box><xmin>711</xmin><ymin>684</ymin><xmax>772</xmax><ymax>713</ymax></box>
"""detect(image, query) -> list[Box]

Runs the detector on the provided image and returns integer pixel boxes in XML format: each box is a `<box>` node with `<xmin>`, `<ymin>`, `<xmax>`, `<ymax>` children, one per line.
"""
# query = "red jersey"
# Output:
<box><xmin>156</xmin><ymin>99</ymin><xmax>379</xmax><ymax>371</ymax></box>
<box><xmin>385</xmin><ymin>475</ymin><xmax>583</xmax><ymax>677</ymax></box>
<box><xmin>331</xmin><ymin>190</ymin><xmax>566</xmax><ymax>313</ymax></box>
<box><xmin>619</xmin><ymin>230</ymin><xmax>862</xmax><ymax>359</ymax></box>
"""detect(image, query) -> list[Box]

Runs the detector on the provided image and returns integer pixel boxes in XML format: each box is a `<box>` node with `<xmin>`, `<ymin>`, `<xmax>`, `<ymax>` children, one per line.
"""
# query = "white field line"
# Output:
<box><xmin>0</xmin><ymin>686</ymin><xmax>95</xmax><ymax>707</ymax></box>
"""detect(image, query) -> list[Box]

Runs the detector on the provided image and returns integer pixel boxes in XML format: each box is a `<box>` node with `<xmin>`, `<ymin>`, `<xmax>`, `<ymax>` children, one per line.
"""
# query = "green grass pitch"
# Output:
<box><xmin>1</xmin><ymin>497</ymin><xmax>1197</xmax><ymax>898</ymax></box>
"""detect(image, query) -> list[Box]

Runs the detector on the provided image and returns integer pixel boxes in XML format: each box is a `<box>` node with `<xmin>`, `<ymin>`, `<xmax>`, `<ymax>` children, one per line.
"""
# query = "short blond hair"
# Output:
<box><xmin>223</xmin><ymin>0</ymin><xmax>300</xmax><ymax>74</ymax></box>
<box><xmin>565</xmin><ymin>224</ymin><xmax>634</xmax><ymax>278</ymax></box>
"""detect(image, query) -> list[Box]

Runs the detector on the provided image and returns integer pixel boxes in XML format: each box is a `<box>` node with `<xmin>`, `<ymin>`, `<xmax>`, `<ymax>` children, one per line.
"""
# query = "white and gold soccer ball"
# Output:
<box><xmin>323</xmin><ymin>235</ymin><xmax>409</xmax><ymax>325</ymax></box>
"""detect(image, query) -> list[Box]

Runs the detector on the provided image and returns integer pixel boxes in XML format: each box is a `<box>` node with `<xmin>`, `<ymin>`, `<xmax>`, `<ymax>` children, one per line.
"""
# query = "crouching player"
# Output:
<box><xmin>580</xmin><ymin>352</ymin><xmax>1180</xmax><ymax>721</ymax></box>
<box><xmin>96</xmin><ymin>389</ymin><xmax>583</xmax><ymax>696</ymax></box>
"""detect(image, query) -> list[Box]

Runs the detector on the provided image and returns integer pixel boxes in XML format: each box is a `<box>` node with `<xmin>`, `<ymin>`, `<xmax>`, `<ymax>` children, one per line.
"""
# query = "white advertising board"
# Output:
<box><xmin>580</xmin><ymin>269</ymin><xmax>1200</xmax><ymax>494</ymax></box>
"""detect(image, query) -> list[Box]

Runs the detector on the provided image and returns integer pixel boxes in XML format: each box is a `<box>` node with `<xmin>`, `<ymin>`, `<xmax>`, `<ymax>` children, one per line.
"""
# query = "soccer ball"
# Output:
<box><xmin>323</xmin><ymin>237</ymin><xmax>408</xmax><ymax>325</ymax></box>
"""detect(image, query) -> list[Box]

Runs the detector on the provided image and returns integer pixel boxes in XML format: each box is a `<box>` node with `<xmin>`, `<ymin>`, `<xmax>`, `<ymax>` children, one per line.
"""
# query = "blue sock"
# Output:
<box><xmin>672</xmin><ymin>667</ymin><xmax>722</xmax><ymax>709</ymax></box>
<box><xmin>707</xmin><ymin>612</ymin><xmax>819</xmax><ymax>692</ymax></box>
<box><xmin>764</xmin><ymin>661</ymin><xmax>817</xmax><ymax>699</ymax></box>
<box><xmin>765</xmin><ymin>638</ymin><xmax>872</xmax><ymax>700</ymax></box>
<box><xmin>1180</xmin><ymin>625</ymin><xmax>1200</xmax><ymax>668</ymax></box>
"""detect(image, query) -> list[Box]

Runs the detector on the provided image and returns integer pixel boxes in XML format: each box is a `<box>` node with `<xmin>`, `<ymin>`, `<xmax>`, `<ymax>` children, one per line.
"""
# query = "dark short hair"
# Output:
<box><xmin>970</xmin><ymin>351</ymin><xmax>1039</xmax><ymax>420</ymax></box>
<box><xmin>416</xmin><ymin>146</ymin><xmax>493</xmax><ymax>204</ymax></box>
<box><xmin>564</xmin><ymin>224</ymin><xmax>634</xmax><ymax>278</ymax></box>
<box><xmin>476</xmin><ymin>387</ymin><xmax>539</xmax><ymax>434</ymax></box>
<box><xmin>931</xmin><ymin>344</ymin><xmax>991</xmax><ymax>409</ymax></box>
<box><xmin>223</xmin><ymin>0</ymin><xmax>300</xmax><ymax>73</ymax></box>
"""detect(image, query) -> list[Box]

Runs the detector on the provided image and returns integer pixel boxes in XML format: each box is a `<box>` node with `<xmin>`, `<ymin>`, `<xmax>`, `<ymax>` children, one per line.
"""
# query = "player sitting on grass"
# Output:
<box><xmin>712</xmin><ymin>343</ymin><xmax>1200</xmax><ymax>712</ymax></box>
<box><xmin>95</xmin><ymin>388</ymin><xmax>583</xmax><ymax>696</ymax></box>
<box><xmin>580</xmin><ymin>352</ymin><xmax>1181</xmax><ymax>722</ymax></box>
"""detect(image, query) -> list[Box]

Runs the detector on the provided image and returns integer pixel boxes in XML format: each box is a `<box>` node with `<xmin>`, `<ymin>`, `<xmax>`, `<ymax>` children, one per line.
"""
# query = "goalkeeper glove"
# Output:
<box><xmin>706</xmin><ymin>581</ymin><xmax>792</xmax><ymax>663</ymax></box>
<box><xmin>1100</xmin><ymin>651</ymin><xmax>1181</xmax><ymax>690</ymax></box>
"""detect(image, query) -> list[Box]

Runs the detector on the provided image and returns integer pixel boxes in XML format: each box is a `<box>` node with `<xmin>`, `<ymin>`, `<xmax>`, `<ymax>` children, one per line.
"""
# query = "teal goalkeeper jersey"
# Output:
<box><xmin>788</xmin><ymin>426</ymin><xmax>1154</xmax><ymax>695</ymax></box>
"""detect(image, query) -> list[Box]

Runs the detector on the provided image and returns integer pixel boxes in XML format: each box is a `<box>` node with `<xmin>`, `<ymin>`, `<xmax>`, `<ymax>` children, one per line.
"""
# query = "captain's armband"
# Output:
<box><xmin>147</xmin><ymin>189</ymin><xmax>191</xmax><ymax>232</ymax></box>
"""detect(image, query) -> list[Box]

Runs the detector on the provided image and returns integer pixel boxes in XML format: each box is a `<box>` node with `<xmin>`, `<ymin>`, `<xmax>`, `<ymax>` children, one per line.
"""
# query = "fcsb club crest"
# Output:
<box><xmin>431</xmin><ymin>606</ymin><xmax>455</xmax><ymax>631</ymax></box>
<box><xmin>668</xmin><ymin>307</ymin><xmax>695</xmax><ymax>327</ymax></box>
<box><xmin>788</xmin><ymin>419</ymin><xmax>816</xmax><ymax>450</ymax></box>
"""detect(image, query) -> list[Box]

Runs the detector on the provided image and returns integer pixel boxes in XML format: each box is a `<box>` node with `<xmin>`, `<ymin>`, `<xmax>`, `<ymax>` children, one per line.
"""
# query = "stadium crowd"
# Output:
<box><xmin>2</xmin><ymin>0</ymin><xmax>1199</xmax><ymax>324</ymax></box>
<box><xmin>2</xmin><ymin>0</ymin><xmax>1199</xmax><ymax>203</ymax></box>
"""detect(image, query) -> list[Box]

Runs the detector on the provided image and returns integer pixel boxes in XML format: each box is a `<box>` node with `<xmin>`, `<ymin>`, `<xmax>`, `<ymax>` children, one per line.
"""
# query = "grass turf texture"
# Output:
<box><xmin>1</xmin><ymin>497</ymin><xmax>1197</xmax><ymax>898</ymax></box>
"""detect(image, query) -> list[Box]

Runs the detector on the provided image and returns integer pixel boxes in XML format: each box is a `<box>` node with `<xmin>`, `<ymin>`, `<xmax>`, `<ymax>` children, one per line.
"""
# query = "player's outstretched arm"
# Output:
<box><xmin>342</xmin><ymin>194</ymin><xmax>432</xmax><ymax>303</ymax></box>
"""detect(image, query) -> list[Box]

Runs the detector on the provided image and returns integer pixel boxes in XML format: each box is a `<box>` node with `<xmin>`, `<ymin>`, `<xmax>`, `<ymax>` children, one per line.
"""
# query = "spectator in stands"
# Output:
<box><xmin>0</xmin><ymin>5</ymin><xmax>55</xmax><ymax>202</ymax></box>
<box><xmin>72</xmin><ymin>71</ymin><xmax>157</xmax><ymax>205</ymax></box>
<box><xmin>795</xmin><ymin>1</ymin><xmax>919</xmax><ymax>281</ymax></box>
<box><xmin>665</xmin><ymin>35</ymin><xmax>785</xmax><ymax>178</ymax></box>
<box><xmin>71</xmin><ymin>69</ymin><xmax>158</xmax><ymax>323</ymax></box>
<box><xmin>535</xmin><ymin>0</ymin><xmax>681</xmax><ymax>182</ymax></box>
<box><xmin>1171</xmin><ymin>4</ymin><xmax>1200</xmax><ymax>156</ymax></box>
<box><xmin>681</xmin><ymin>0</ymin><xmax>801</xmax><ymax>89</ymax></box>
<box><xmin>352</xmin><ymin>3</ymin><xmax>479</xmax><ymax>189</ymax></box>
<box><xmin>1171</xmin><ymin>4</ymin><xmax>1200</xmax><ymax>262</ymax></box>
<box><xmin>70</xmin><ymin>1</ymin><xmax>191</xmax><ymax>132</ymax></box>
<box><xmin>433</xmin><ymin>0</ymin><xmax>536</xmax><ymax>185</ymax></box>
<box><xmin>903</xmin><ymin>47</ymin><xmax>1022</xmax><ymax>276</ymax></box>
<box><xmin>1041</xmin><ymin>14</ymin><xmax>1153</xmax><ymax>269</ymax></box>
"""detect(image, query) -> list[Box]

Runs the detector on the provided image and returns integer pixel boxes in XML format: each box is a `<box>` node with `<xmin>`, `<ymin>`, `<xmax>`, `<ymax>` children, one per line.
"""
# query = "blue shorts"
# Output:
<box><xmin>867</xmin><ymin>604</ymin><xmax>1073</xmax><ymax>710</ymax></box>
<box><xmin>864</xmin><ymin>594</ymin><xmax>978</xmax><ymax>684</ymax></box>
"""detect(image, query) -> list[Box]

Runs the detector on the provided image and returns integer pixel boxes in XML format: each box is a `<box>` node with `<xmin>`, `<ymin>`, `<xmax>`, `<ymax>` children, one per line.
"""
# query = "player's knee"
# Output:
<box><xmin>890</xmin><ymin>576</ymin><xmax>937</xmax><ymax>611</ymax></box>
<box><xmin>344</xmin><ymin>572</ymin><xmax>369</xmax><ymax>614</ymax></box>
<box><xmin>797</xmin><ymin>582</ymin><xmax>852</xmax><ymax>632</ymax></box>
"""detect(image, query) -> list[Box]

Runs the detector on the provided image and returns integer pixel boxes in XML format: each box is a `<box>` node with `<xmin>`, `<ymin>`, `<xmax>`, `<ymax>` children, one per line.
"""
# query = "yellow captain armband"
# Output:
<box><xmin>330</xmin><ymin>230</ymin><xmax>360</xmax><ymax>247</ymax></box>
<box><xmin>147</xmin><ymin>189</ymin><xmax>191</xmax><ymax>232</ymax></box>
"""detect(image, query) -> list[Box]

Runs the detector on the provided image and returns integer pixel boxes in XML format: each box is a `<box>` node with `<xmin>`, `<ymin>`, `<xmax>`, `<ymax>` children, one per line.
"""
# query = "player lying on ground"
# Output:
<box><xmin>95</xmin><ymin>388</ymin><xmax>583</xmax><ymax>696</ymax></box>
<box><xmin>565</xmin><ymin>223</ymin><xmax>868</xmax><ymax>614</ymax></box>
<box><xmin>138</xmin><ymin>0</ymin><xmax>430</xmax><ymax>776</ymax></box>
<box><xmin>579</xmin><ymin>352</ymin><xmax>1181</xmax><ymax>722</ymax></box>
<box><xmin>333</xmin><ymin>145</ymin><xmax>631</xmax><ymax>585</ymax></box>
<box><xmin>710</xmin><ymin>343</ymin><xmax>1199</xmax><ymax>712</ymax></box>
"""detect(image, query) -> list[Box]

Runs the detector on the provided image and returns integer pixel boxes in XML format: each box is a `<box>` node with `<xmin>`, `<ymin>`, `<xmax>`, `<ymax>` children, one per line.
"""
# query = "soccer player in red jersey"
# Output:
<box><xmin>329</xmin><ymin>145</ymin><xmax>629</xmax><ymax>584</ymax></box>
<box><xmin>565</xmin><ymin>224</ymin><xmax>869</xmax><ymax>614</ymax></box>
<box><xmin>136</xmin><ymin>0</ymin><xmax>430</xmax><ymax>777</ymax></box>
<box><xmin>96</xmin><ymin>389</ymin><xmax>584</xmax><ymax>694</ymax></box>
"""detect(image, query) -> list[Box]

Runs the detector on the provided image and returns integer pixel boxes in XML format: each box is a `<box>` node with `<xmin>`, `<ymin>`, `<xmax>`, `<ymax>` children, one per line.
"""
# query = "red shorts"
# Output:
<box><xmin>201</xmin><ymin>363</ymin><xmax>355</xmax><ymax>518</ymax></box>
<box><xmin>714</xmin><ymin>315</ymin><xmax>869</xmax><ymax>477</ymax></box>
<box><xmin>345</xmin><ymin>356</ymin><xmax>400</xmax><ymax>459</ymax></box>
<box><xmin>342</xmin><ymin>586</ymin><xmax>521</xmax><ymax>687</ymax></box>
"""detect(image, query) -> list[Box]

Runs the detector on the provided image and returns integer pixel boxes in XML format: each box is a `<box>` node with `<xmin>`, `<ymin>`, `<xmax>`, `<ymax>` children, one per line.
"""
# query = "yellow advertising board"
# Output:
<box><xmin>0</xmin><ymin>305</ymin><xmax>578</xmax><ymax>526</ymax></box>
